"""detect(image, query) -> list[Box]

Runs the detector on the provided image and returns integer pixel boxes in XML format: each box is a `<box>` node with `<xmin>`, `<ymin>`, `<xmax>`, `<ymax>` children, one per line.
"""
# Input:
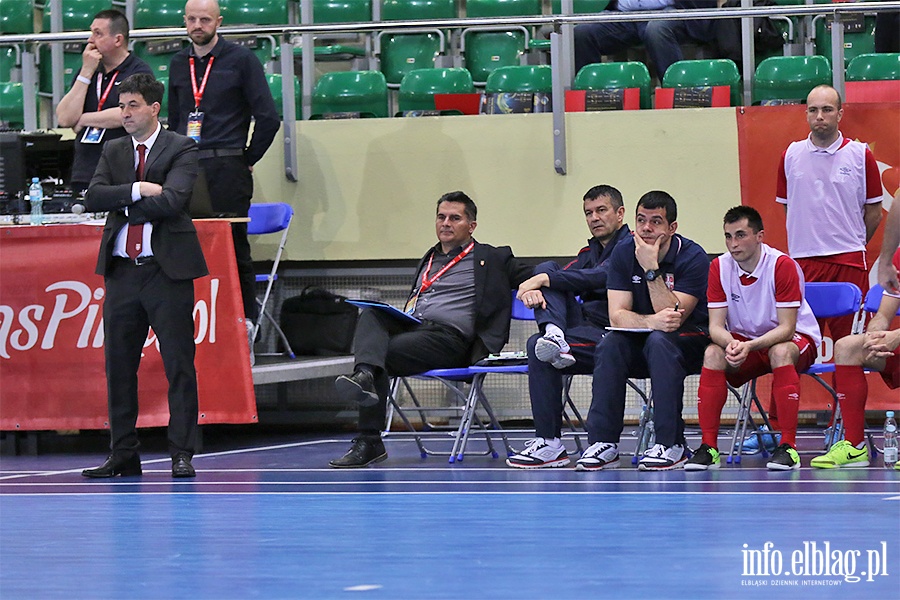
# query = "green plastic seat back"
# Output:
<box><xmin>313</xmin><ymin>0</ymin><xmax>373</xmax><ymax>23</ymax></box>
<box><xmin>220</xmin><ymin>0</ymin><xmax>288</xmax><ymax>26</ymax></box>
<box><xmin>1</xmin><ymin>1</ymin><xmax>34</xmax><ymax>34</ymax></box>
<box><xmin>662</xmin><ymin>59</ymin><xmax>742</xmax><ymax>106</ymax></box>
<box><xmin>0</xmin><ymin>82</ymin><xmax>26</xmax><ymax>127</ymax></box>
<box><xmin>467</xmin><ymin>0</ymin><xmax>541</xmax><ymax>18</ymax></box>
<box><xmin>574</xmin><ymin>61</ymin><xmax>652</xmax><ymax>109</ymax></box>
<box><xmin>814</xmin><ymin>14</ymin><xmax>876</xmax><ymax>68</ymax></box>
<box><xmin>398</xmin><ymin>67</ymin><xmax>474</xmax><ymax>111</ymax></box>
<box><xmin>133</xmin><ymin>0</ymin><xmax>186</xmax><ymax>29</ymax></box>
<box><xmin>465</xmin><ymin>31</ymin><xmax>527</xmax><ymax>83</ymax></box>
<box><xmin>266</xmin><ymin>73</ymin><xmax>301</xmax><ymax>119</ymax></box>
<box><xmin>846</xmin><ymin>53</ymin><xmax>900</xmax><ymax>82</ymax></box>
<box><xmin>485</xmin><ymin>64</ymin><xmax>552</xmax><ymax>93</ymax></box>
<box><xmin>551</xmin><ymin>0</ymin><xmax>611</xmax><ymax>13</ymax></box>
<box><xmin>38</xmin><ymin>44</ymin><xmax>86</xmax><ymax>93</ymax></box>
<box><xmin>382</xmin><ymin>0</ymin><xmax>457</xmax><ymax>20</ymax></box>
<box><xmin>312</xmin><ymin>70</ymin><xmax>388</xmax><ymax>118</ymax></box>
<box><xmin>42</xmin><ymin>0</ymin><xmax>110</xmax><ymax>31</ymax></box>
<box><xmin>1</xmin><ymin>46</ymin><xmax>18</xmax><ymax>82</ymax></box>
<box><xmin>752</xmin><ymin>55</ymin><xmax>832</xmax><ymax>103</ymax></box>
<box><xmin>380</xmin><ymin>34</ymin><xmax>442</xmax><ymax>85</ymax></box>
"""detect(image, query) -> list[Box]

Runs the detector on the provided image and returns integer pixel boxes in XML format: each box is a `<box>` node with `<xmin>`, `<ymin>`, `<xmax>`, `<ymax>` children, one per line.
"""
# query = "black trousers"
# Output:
<box><xmin>352</xmin><ymin>309</ymin><xmax>471</xmax><ymax>432</ymax></box>
<box><xmin>103</xmin><ymin>259</ymin><xmax>199</xmax><ymax>457</ymax></box>
<box><xmin>200</xmin><ymin>155</ymin><xmax>258</xmax><ymax>321</ymax></box>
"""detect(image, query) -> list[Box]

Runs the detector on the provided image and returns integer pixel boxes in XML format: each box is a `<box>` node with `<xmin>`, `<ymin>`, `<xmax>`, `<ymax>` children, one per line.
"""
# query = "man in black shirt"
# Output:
<box><xmin>56</xmin><ymin>9</ymin><xmax>151</xmax><ymax>196</ymax></box>
<box><xmin>167</xmin><ymin>0</ymin><xmax>280</xmax><ymax>355</ymax></box>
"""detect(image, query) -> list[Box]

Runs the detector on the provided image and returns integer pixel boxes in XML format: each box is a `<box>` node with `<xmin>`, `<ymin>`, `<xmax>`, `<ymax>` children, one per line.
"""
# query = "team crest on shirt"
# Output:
<box><xmin>665</xmin><ymin>273</ymin><xmax>675</xmax><ymax>291</ymax></box>
<box><xmin>632</xmin><ymin>275</ymin><xmax>642</xmax><ymax>284</ymax></box>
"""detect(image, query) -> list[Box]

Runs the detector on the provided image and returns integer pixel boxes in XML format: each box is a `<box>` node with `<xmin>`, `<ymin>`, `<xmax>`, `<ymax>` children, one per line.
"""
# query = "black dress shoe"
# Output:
<box><xmin>172</xmin><ymin>453</ymin><xmax>196</xmax><ymax>478</ymax></box>
<box><xmin>335</xmin><ymin>369</ymin><xmax>379</xmax><ymax>407</ymax></box>
<box><xmin>82</xmin><ymin>453</ymin><xmax>142</xmax><ymax>478</ymax></box>
<box><xmin>329</xmin><ymin>436</ymin><xmax>387</xmax><ymax>468</ymax></box>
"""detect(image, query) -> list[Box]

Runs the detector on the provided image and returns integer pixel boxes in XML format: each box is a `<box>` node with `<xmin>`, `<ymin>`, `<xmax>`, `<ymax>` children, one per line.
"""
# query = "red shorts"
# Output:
<box><xmin>796</xmin><ymin>257</ymin><xmax>868</xmax><ymax>340</ymax></box>
<box><xmin>724</xmin><ymin>333</ymin><xmax>818</xmax><ymax>388</ymax></box>
<box><xmin>881</xmin><ymin>347</ymin><xmax>900</xmax><ymax>390</ymax></box>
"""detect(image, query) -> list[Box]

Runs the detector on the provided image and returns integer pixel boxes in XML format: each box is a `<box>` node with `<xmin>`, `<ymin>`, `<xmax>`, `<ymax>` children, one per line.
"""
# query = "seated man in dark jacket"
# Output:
<box><xmin>574</xmin><ymin>0</ymin><xmax>717</xmax><ymax>78</ymax></box>
<box><xmin>330</xmin><ymin>191</ymin><xmax>533</xmax><ymax>468</ymax></box>
<box><xmin>506</xmin><ymin>185</ymin><xmax>632</xmax><ymax>468</ymax></box>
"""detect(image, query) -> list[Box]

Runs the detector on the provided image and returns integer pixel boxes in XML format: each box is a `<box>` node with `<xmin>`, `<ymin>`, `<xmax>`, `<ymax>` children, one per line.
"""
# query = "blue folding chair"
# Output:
<box><xmin>247</xmin><ymin>203</ymin><xmax>295</xmax><ymax>360</ymax></box>
<box><xmin>727</xmin><ymin>281</ymin><xmax>863</xmax><ymax>464</ymax></box>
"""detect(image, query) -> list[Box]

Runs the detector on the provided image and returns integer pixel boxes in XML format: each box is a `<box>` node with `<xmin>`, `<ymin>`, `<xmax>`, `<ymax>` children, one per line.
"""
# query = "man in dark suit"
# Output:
<box><xmin>82</xmin><ymin>73</ymin><xmax>208</xmax><ymax>479</ymax></box>
<box><xmin>330</xmin><ymin>191</ymin><xmax>533</xmax><ymax>468</ymax></box>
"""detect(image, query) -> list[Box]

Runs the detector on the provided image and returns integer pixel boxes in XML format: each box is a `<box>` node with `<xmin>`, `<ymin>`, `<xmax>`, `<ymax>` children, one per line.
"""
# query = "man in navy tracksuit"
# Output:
<box><xmin>507</xmin><ymin>185</ymin><xmax>632</xmax><ymax>468</ymax></box>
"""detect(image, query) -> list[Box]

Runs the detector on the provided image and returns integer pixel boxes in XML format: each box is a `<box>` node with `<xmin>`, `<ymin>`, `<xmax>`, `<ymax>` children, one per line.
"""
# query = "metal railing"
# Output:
<box><xmin>2</xmin><ymin>1</ymin><xmax>898</xmax><ymax>177</ymax></box>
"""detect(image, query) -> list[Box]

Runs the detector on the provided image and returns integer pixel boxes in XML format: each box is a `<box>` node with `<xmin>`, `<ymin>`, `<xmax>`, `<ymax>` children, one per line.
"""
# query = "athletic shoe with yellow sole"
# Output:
<box><xmin>810</xmin><ymin>440</ymin><xmax>870</xmax><ymax>469</ymax></box>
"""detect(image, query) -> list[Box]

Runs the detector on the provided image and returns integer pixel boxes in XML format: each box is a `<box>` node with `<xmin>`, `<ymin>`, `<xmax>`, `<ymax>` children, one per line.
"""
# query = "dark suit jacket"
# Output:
<box><xmin>85</xmin><ymin>127</ymin><xmax>208</xmax><ymax>281</ymax></box>
<box><xmin>414</xmin><ymin>240</ymin><xmax>532</xmax><ymax>362</ymax></box>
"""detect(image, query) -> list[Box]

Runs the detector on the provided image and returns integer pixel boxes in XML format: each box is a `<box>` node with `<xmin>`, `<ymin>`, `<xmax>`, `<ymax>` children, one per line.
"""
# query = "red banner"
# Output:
<box><xmin>737</xmin><ymin>102</ymin><xmax>900</xmax><ymax>410</ymax></box>
<box><xmin>0</xmin><ymin>221</ymin><xmax>256</xmax><ymax>430</ymax></box>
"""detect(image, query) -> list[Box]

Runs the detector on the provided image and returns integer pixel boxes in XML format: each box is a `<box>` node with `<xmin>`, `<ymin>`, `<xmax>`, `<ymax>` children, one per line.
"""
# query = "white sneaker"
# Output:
<box><xmin>534</xmin><ymin>331</ymin><xmax>576</xmax><ymax>369</ymax></box>
<box><xmin>638</xmin><ymin>443</ymin><xmax>687</xmax><ymax>471</ymax></box>
<box><xmin>506</xmin><ymin>438</ymin><xmax>570</xmax><ymax>469</ymax></box>
<box><xmin>575</xmin><ymin>442</ymin><xmax>620</xmax><ymax>471</ymax></box>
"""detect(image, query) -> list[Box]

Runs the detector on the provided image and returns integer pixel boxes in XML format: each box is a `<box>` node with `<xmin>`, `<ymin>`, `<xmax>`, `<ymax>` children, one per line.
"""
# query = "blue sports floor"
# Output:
<box><xmin>1</xmin><ymin>430</ymin><xmax>898</xmax><ymax>599</ymax></box>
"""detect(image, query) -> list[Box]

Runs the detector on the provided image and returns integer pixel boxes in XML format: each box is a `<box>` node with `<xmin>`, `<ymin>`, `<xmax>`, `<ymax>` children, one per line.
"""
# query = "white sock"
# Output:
<box><xmin>546</xmin><ymin>437</ymin><xmax>562</xmax><ymax>448</ymax></box>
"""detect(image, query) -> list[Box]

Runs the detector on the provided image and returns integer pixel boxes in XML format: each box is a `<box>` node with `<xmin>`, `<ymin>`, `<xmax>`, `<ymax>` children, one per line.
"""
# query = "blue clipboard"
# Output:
<box><xmin>345</xmin><ymin>300</ymin><xmax>422</xmax><ymax>324</ymax></box>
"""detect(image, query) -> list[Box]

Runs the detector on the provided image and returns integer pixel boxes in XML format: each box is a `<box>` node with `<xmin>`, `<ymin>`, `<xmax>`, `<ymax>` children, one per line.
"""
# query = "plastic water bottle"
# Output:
<box><xmin>29</xmin><ymin>177</ymin><xmax>43</xmax><ymax>225</ymax></box>
<box><xmin>884</xmin><ymin>411</ymin><xmax>898</xmax><ymax>469</ymax></box>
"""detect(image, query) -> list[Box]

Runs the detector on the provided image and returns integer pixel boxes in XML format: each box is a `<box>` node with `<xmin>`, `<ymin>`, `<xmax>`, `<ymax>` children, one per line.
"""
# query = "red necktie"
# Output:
<box><xmin>125</xmin><ymin>144</ymin><xmax>146</xmax><ymax>259</ymax></box>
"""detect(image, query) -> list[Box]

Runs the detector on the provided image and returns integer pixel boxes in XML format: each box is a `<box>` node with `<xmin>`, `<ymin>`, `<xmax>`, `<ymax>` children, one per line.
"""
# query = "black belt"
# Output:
<box><xmin>114</xmin><ymin>255</ymin><xmax>157</xmax><ymax>267</ymax></box>
<box><xmin>198</xmin><ymin>148</ymin><xmax>244</xmax><ymax>159</ymax></box>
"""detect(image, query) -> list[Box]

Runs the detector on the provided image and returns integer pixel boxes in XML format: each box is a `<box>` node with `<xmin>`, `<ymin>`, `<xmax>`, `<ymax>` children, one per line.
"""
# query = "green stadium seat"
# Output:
<box><xmin>662</xmin><ymin>59</ymin><xmax>742</xmax><ymax>106</ymax></box>
<box><xmin>752</xmin><ymin>55</ymin><xmax>831</xmax><ymax>104</ymax></box>
<box><xmin>462</xmin><ymin>0</ymin><xmax>540</xmax><ymax>84</ymax></box>
<box><xmin>311</xmin><ymin>70</ymin><xmax>388</xmax><ymax>118</ymax></box>
<box><xmin>1</xmin><ymin>45</ymin><xmax>19</xmax><ymax>82</ymax></box>
<box><xmin>267</xmin><ymin>73</ymin><xmax>301</xmax><ymax>119</ymax></box>
<box><xmin>813</xmin><ymin>12</ymin><xmax>876</xmax><ymax>69</ymax></box>
<box><xmin>1</xmin><ymin>1</ymin><xmax>34</xmax><ymax>34</ymax></box>
<box><xmin>41</xmin><ymin>0</ymin><xmax>110</xmax><ymax>31</ymax></box>
<box><xmin>846</xmin><ymin>53</ymin><xmax>900</xmax><ymax>82</ymax></box>
<box><xmin>38</xmin><ymin>44</ymin><xmax>85</xmax><ymax>93</ymax></box>
<box><xmin>398</xmin><ymin>67</ymin><xmax>475</xmax><ymax>112</ymax></box>
<box><xmin>378</xmin><ymin>0</ymin><xmax>456</xmax><ymax>86</ymax></box>
<box><xmin>310</xmin><ymin>0</ymin><xmax>372</xmax><ymax>23</ymax></box>
<box><xmin>551</xmin><ymin>0</ymin><xmax>611</xmax><ymax>12</ymax></box>
<box><xmin>485</xmin><ymin>64</ymin><xmax>551</xmax><ymax>93</ymax></box>
<box><xmin>133</xmin><ymin>0</ymin><xmax>186</xmax><ymax>29</ymax></box>
<box><xmin>574</xmin><ymin>61</ymin><xmax>652</xmax><ymax>109</ymax></box>
<box><xmin>220</xmin><ymin>0</ymin><xmax>288</xmax><ymax>26</ymax></box>
<box><xmin>0</xmin><ymin>82</ymin><xmax>27</xmax><ymax>128</ymax></box>
<box><xmin>157</xmin><ymin>76</ymin><xmax>169</xmax><ymax>122</ymax></box>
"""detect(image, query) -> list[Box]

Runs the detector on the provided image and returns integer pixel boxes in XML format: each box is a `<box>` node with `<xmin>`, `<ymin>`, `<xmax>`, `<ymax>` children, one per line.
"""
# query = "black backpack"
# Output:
<box><xmin>279</xmin><ymin>287</ymin><xmax>359</xmax><ymax>356</ymax></box>
<box><xmin>714</xmin><ymin>0</ymin><xmax>787</xmax><ymax>74</ymax></box>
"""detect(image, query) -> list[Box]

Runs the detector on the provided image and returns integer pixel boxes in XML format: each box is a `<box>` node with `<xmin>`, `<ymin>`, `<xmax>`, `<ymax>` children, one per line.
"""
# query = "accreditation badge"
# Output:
<box><xmin>80</xmin><ymin>127</ymin><xmax>105</xmax><ymax>144</ymax></box>
<box><xmin>187</xmin><ymin>111</ymin><xmax>204</xmax><ymax>142</ymax></box>
<box><xmin>403</xmin><ymin>290</ymin><xmax>420</xmax><ymax>315</ymax></box>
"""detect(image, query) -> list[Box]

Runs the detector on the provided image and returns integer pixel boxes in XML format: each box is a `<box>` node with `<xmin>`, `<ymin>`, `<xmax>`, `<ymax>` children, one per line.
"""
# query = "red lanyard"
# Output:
<box><xmin>95</xmin><ymin>71</ymin><xmax>118</xmax><ymax>109</ymax></box>
<box><xmin>189</xmin><ymin>55</ymin><xmax>215</xmax><ymax>109</ymax></box>
<box><xmin>418</xmin><ymin>241</ymin><xmax>475</xmax><ymax>295</ymax></box>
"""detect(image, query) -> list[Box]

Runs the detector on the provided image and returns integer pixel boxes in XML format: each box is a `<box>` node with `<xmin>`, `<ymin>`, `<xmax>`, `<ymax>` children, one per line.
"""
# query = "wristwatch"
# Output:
<box><xmin>645</xmin><ymin>269</ymin><xmax>658</xmax><ymax>282</ymax></box>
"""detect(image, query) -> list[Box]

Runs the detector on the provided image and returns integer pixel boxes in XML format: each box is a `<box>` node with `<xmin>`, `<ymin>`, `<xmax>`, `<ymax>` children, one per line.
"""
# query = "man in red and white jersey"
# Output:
<box><xmin>776</xmin><ymin>84</ymin><xmax>882</xmax><ymax>341</ymax></box>
<box><xmin>812</xmin><ymin>203</ymin><xmax>900</xmax><ymax>469</ymax></box>
<box><xmin>686</xmin><ymin>206</ymin><xmax>821</xmax><ymax>471</ymax></box>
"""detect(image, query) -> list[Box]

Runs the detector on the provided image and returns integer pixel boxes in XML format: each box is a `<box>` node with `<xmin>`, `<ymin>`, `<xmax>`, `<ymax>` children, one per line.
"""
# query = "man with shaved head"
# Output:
<box><xmin>167</xmin><ymin>0</ymin><xmax>280</xmax><ymax>363</ymax></box>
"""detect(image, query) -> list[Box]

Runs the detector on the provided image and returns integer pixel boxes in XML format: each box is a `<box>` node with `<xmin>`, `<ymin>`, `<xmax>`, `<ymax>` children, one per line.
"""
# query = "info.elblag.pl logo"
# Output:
<box><xmin>741</xmin><ymin>541</ymin><xmax>890</xmax><ymax>586</ymax></box>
